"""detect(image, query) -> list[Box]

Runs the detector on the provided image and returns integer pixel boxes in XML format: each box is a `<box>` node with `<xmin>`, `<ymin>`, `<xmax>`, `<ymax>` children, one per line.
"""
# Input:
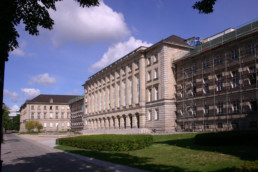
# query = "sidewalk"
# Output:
<box><xmin>2</xmin><ymin>134</ymin><xmax>147</xmax><ymax>172</ymax></box>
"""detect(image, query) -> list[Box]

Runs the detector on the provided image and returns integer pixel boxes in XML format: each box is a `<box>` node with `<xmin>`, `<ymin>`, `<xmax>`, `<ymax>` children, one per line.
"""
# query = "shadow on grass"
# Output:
<box><xmin>56</xmin><ymin>146</ymin><xmax>188</xmax><ymax>172</ymax></box>
<box><xmin>156</xmin><ymin>137</ymin><xmax>258</xmax><ymax>161</ymax></box>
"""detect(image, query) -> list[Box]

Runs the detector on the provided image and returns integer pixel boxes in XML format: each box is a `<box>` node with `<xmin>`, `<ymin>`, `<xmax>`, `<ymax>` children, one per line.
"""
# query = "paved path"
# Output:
<box><xmin>2</xmin><ymin>134</ymin><xmax>146</xmax><ymax>172</ymax></box>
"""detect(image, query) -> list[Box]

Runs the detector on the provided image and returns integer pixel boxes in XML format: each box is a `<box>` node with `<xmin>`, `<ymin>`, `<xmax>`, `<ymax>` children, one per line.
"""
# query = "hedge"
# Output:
<box><xmin>56</xmin><ymin>134</ymin><xmax>153</xmax><ymax>151</ymax></box>
<box><xmin>195</xmin><ymin>130</ymin><xmax>258</xmax><ymax>146</ymax></box>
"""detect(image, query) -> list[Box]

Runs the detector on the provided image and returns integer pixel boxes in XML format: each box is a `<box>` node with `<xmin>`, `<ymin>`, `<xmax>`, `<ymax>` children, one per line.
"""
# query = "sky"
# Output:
<box><xmin>3</xmin><ymin>0</ymin><xmax>258</xmax><ymax>115</ymax></box>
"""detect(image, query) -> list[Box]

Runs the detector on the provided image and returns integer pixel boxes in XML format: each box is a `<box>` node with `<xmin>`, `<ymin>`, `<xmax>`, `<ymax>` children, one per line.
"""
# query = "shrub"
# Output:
<box><xmin>25</xmin><ymin>120</ymin><xmax>43</xmax><ymax>132</ymax></box>
<box><xmin>195</xmin><ymin>130</ymin><xmax>258</xmax><ymax>146</ymax></box>
<box><xmin>57</xmin><ymin>134</ymin><xmax>153</xmax><ymax>151</ymax></box>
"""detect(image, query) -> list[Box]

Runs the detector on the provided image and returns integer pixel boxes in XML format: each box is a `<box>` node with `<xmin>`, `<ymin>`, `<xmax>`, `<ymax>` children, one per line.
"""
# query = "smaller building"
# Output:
<box><xmin>20</xmin><ymin>94</ymin><xmax>78</xmax><ymax>132</ymax></box>
<box><xmin>69</xmin><ymin>96</ymin><xmax>85</xmax><ymax>131</ymax></box>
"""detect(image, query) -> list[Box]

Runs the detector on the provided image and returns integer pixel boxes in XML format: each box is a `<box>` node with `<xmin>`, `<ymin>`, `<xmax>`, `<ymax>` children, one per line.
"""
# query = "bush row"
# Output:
<box><xmin>57</xmin><ymin>134</ymin><xmax>153</xmax><ymax>151</ymax></box>
<box><xmin>195</xmin><ymin>130</ymin><xmax>258</xmax><ymax>146</ymax></box>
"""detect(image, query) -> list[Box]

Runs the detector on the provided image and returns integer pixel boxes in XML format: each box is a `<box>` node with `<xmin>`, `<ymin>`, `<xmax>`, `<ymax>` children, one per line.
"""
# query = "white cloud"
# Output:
<box><xmin>4</xmin><ymin>89</ymin><xmax>20</xmax><ymax>103</ymax></box>
<box><xmin>89</xmin><ymin>36</ymin><xmax>152</xmax><ymax>72</ymax></box>
<box><xmin>67</xmin><ymin>89</ymin><xmax>79</xmax><ymax>95</ymax></box>
<box><xmin>49</xmin><ymin>0</ymin><xmax>130</xmax><ymax>47</ymax></box>
<box><xmin>9</xmin><ymin>105</ymin><xmax>20</xmax><ymax>117</ymax></box>
<box><xmin>28</xmin><ymin>73</ymin><xmax>56</xmax><ymax>86</ymax></box>
<box><xmin>10</xmin><ymin>41</ymin><xmax>27</xmax><ymax>56</ymax></box>
<box><xmin>21</xmin><ymin>88</ymin><xmax>40</xmax><ymax>99</ymax></box>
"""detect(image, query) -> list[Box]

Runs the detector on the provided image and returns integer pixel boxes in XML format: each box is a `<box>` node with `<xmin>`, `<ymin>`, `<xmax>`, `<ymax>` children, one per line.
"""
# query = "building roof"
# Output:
<box><xmin>26</xmin><ymin>94</ymin><xmax>79</xmax><ymax>104</ymax></box>
<box><xmin>162</xmin><ymin>35</ymin><xmax>190</xmax><ymax>47</ymax></box>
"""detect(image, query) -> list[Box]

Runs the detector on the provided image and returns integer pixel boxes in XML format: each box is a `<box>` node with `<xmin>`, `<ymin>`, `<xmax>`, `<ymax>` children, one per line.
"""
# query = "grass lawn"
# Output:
<box><xmin>55</xmin><ymin>133</ymin><xmax>258</xmax><ymax>172</ymax></box>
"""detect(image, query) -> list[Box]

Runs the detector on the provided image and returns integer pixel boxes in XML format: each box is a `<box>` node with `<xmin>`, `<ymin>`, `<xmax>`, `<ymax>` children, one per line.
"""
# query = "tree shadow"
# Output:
<box><xmin>57</xmin><ymin>147</ymin><xmax>191</xmax><ymax>172</ymax></box>
<box><xmin>156</xmin><ymin>137</ymin><xmax>258</xmax><ymax>161</ymax></box>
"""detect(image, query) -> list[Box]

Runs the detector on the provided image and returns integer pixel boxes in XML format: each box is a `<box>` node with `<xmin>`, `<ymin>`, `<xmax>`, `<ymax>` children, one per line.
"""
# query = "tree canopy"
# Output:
<box><xmin>193</xmin><ymin>0</ymin><xmax>217</xmax><ymax>14</ymax></box>
<box><xmin>0</xmin><ymin>0</ymin><xmax>99</xmax><ymax>60</ymax></box>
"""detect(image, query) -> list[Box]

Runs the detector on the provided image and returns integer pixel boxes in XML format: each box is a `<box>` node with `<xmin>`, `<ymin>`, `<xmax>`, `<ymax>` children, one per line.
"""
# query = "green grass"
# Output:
<box><xmin>55</xmin><ymin>133</ymin><xmax>258</xmax><ymax>172</ymax></box>
<box><xmin>18</xmin><ymin>131</ymin><xmax>43</xmax><ymax>135</ymax></box>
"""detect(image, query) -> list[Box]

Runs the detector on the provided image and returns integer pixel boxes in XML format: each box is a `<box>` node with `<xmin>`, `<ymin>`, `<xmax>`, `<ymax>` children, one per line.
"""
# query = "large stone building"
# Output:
<box><xmin>20</xmin><ymin>94</ymin><xmax>78</xmax><ymax>132</ymax></box>
<box><xmin>83</xmin><ymin>19</ymin><xmax>258</xmax><ymax>133</ymax></box>
<box><xmin>69</xmin><ymin>96</ymin><xmax>85</xmax><ymax>131</ymax></box>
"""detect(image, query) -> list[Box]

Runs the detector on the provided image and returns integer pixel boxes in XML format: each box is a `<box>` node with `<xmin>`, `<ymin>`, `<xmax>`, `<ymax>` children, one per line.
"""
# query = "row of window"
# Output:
<box><xmin>31</xmin><ymin>112</ymin><xmax>70</xmax><ymax>119</ymax></box>
<box><xmin>31</xmin><ymin>105</ymin><xmax>69</xmax><ymax>110</ymax></box>
<box><xmin>147</xmin><ymin>87</ymin><xmax>159</xmax><ymax>102</ymax></box>
<box><xmin>43</xmin><ymin>122</ymin><xmax>70</xmax><ymax>128</ymax></box>
<box><xmin>147</xmin><ymin>109</ymin><xmax>159</xmax><ymax>121</ymax></box>
<box><xmin>179</xmin><ymin>100</ymin><xmax>257</xmax><ymax>116</ymax></box>
<box><xmin>147</xmin><ymin>68</ymin><xmax>159</xmax><ymax>81</ymax></box>
<box><xmin>147</xmin><ymin>54</ymin><xmax>158</xmax><ymax>66</ymax></box>
<box><xmin>183</xmin><ymin>44</ymin><xmax>256</xmax><ymax>74</ymax></box>
<box><xmin>180</xmin><ymin>67</ymin><xmax>257</xmax><ymax>97</ymax></box>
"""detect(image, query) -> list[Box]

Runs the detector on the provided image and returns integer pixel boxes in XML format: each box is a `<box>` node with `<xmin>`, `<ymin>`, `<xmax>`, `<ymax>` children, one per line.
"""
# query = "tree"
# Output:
<box><xmin>193</xmin><ymin>0</ymin><xmax>217</xmax><ymax>14</ymax></box>
<box><xmin>35</xmin><ymin>121</ymin><xmax>43</xmax><ymax>132</ymax></box>
<box><xmin>25</xmin><ymin>121</ymin><xmax>36</xmax><ymax>132</ymax></box>
<box><xmin>0</xmin><ymin>1</ymin><xmax>99</xmax><ymax>170</ymax></box>
<box><xmin>12</xmin><ymin>115</ymin><xmax>20</xmax><ymax>131</ymax></box>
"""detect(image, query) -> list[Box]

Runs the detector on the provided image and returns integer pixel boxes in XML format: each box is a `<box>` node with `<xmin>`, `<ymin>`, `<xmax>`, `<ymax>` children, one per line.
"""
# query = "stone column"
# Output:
<box><xmin>132</xmin><ymin>115</ymin><xmax>137</xmax><ymax>128</ymax></box>
<box><xmin>114</xmin><ymin>117</ymin><xmax>119</xmax><ymax>129</ymax></box>
<box><xmin>139</xmin><ymin>113</ymin><xmax>146</xmax><ymax>128</ymax></box>
<box><xmin>139</xmin><ymin>54</ymin><xmax>146</xmax><ymax>106</ymax></box>
<box><xmin>110</xmin><ymin>118</ymin><xmax>113</xmax><ymax>129</ymax></box>
<box><xmin>120</xmin><ymin>117</ymin><xmax>124</xmax><ymax>129</ymax></box>
<box><xmin>126</xmin><ymin>115</ymin><xmax>131</xmax><ymax>128</ymax></box>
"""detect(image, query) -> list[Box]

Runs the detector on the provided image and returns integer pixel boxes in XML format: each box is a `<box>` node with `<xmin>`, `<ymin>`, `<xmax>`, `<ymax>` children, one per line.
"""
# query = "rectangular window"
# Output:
<box><xmin>50</xmin><ymin>113</ymin><xmax>53</xmax><ymax>119</ymax></box>
<box><xmin>218</xmin><ymin>103</ymin><xmax>223</xmax><ymax>114</ymax></box>
<box><xmin>204</xmin><ymin>105</ymin><xmax>209</xmax><ymax>115</ymax></box>
<box><xmin>67</xmin><ymin>122</ymin><xmax>70</xmax><ymax>127</ymax></box>
<box><xmin>154</xmin><ymin>54</ymin><xmax>158</xmax><ymax>63</ymax></box>
<box><xmin>61</xmin><ymin>106</ymin><xmax>64</xmax><ymax>110</ymax></box>
<box><xmin>56</xmin><ymin>106</ymin><xmax>58</xmax><ymax>110</ymax></box>
<box><xmin>62</xmin><ymin>123</ymin><xmax>64</xmax><ymax>127</ymax></box>
<box><xmin>135</xmin><ymin>61</ymin><xmax>139</xmax><ymax>69</ymax></box>
<box><xmin>137</xmin><ymin>77</ymin><xmax>140</xmax><ymax>104</ymax></box>
<box><xmin>31</xmin><ymin>113</ymin><xmax>34</xmax><ymax>119</ymax></box>
<box><xmin>56</xmin><ymin>123</ymin><xmax>58</xmax><ymax>127</ymax></box>
<box><xmin>217</xmin><ymin>123</ymin><xmax>223</xmax><ymax>129</ymax></box>
<box><xmin>67</xmin><ymin>106</ymin><xmax>70</xmax><ymax>110</ymax></box>
<box><xmin>148</xmin><ymin>88</ymin><xmax>152</xmax><ymax>102</ymax></box>
<box><xmin>37</xmin><ymin>106</ymin><xmax>40</xmax><ymax>110</ymax></box>
<box><xmin>203</xmin><ymin>59</ymin><xmax>208</xmax><ymax>68</ymax></box>
<box><xmin>232</xmin><ymin>101</ymin><xmax>240</xmax><ymax>113</ymax></box>
<box><xmin>215</xmin><ymin>55</ymin><xmax>222</xmax><ymax>64</ymax></box>
<box><xmin>148</xmin><ymin>110</ymin><xmax>152</xmax><ymax>120</ymax></box>
<box><xmin>123</xmin><ymin>81</ymin><xmax>126</xmax><ymax>106</ymax></box>
<box><xmin>249</xmin><ymin>66</ymin><xmax>256</xmax><ymax>85</ymax></box>
<box><xmin>147</xmin><ymin>57</ymin><xmax>151</xmax><ymax>65</ymax></box>
<box><xmin>217</xmin><ymin>74</ymin><xmax>223</xmax><ymax>91</ymax></box>
<box><xmin>44</xmin><ymin>113</ymin><xmax>46</xmax><ymax>119</ymax></box>
<box><xmin>203</xmin><ymin>78</ymin><xmax>209</xmax><ymax>93</ymax></box>
<box><xmin>154</xmin><ymin>68</ymin><xmax>158</xmax><ymax>79</ymax></box>
<box><xmin>148</xmin><ymin>71</ymin><xmax>151</xmax><ymax>81</ymax></box>
<box><xmin>232</xmin><ymin>71</ymin><xmax>239</xmax><ymax>88</ymax></box>
<box><xmin>31</xmin><ymin>106</ymin><xmax>34</xmax><ymax>110</ymax></box>
<box><xmin>118</xmin><ymin>84</ymin><xmax>120</xmax><ymax>107</ymax></box>
<box><xmin>154</xmin><ymin>109</ymin><xmax>159</xmax><ymax>120</ymax></box>
<box><xmin>129</xmin><ymin>79</ymin><xmax>133</xmax><ymax>105</ymax></box>
<box><xmin>37</xmin><ymin>113</ymin><xmax>40</xmax><ymax>119</ymax></box>
<box><xmin>50</xmin><ymin>123</ymin><xmax>53</xmax><ymax>127</ymax></box>
<box><xmin>61</xmin><ymin>112</ymin><xmax>64</xmax><ymax>119</ymax></box>
<box><xmin>44</xmin><ymin>106</ymin><xmax>47</xmax><ymax>110</ymax></box>
<box><xmin>231</xmin><ymin>49</ymin><xmax>238</xmax><ymax>59</ymax></box>
<box><xmin>44</xmin><ymin>123</ymin><xmax>47</xmax><ymax>127</ymax></box>
<box><xmin>154</xmin><ymin>87</ymin><xmax>159</xmax><ymax>100</ymax></box>
<box><xmin>56</xmin><ymin>113</ymin><xmax>58</xmax><ymax>119</ymax></box>
<box><xmin>50</xmin><ymin>106</ymin><xmax>52</xmax><ymax>110</ymax></box>
<box><xmin>248</xmin><ymin>43</ymin><xmax>255</xmax><ymax>54</ymax></box>
<box><xmin>103</xmin><ymin>91</ymin><xmax>106</xmax><ymax>110</ymax></box>
<box><xmin>67</xmin><ymin>113</ymin><xmax>70</xmax><ymax>119</ymax></box>
<box><xmin>99</xmin><ymin>91</ymin><xmax>102</xmax><ymax>110</ymax></box>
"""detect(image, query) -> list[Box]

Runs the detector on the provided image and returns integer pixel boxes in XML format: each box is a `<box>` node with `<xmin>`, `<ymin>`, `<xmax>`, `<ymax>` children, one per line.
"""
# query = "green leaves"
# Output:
<box><xmin>193</xmin><ymin>0</ymin><xmax>217</xmax><ymax>14</ymax></box>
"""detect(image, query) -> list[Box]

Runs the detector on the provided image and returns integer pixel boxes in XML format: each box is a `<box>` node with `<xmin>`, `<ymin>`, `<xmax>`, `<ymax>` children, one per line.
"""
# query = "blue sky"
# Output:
<box><xmin>4</xmin><ymin>0</ymin><xmax>258</xmax><ymax>113</ymax></box>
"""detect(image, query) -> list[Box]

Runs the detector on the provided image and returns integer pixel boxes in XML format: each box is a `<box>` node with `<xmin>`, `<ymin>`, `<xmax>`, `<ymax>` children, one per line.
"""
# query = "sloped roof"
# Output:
<box><xmin>26</xmin><ymin>94</ymin><xmax>79</xmax><ymax>104</ymax></box>
<box><xmin>163</xmin><ymin>35</ymin><xmax>190</xmax><ymax>47</ymax></box>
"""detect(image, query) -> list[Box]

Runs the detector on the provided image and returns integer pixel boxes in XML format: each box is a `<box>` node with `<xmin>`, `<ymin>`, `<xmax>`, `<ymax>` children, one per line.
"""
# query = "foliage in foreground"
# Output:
<box><xmin>57</xmin><ymin>134</ymin><xmax>153</xmax><ymax>151</ymax></box>
<box><xmin>195</xmin><ymin>130</ymin><xmax>258</xmax><ymax>146</ymax></box>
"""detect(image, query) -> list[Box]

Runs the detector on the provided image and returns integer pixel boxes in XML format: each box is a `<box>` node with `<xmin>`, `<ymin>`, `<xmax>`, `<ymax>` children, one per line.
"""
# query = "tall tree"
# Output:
<box><xmin>0</xmin><ymin>0</ymin><xmax>99</xmax><ymax>171</ymax></box>
<box><xmin>193</xmin><ymin>0</ymin><xmax>217</xmax><ymax>14</ymax></box>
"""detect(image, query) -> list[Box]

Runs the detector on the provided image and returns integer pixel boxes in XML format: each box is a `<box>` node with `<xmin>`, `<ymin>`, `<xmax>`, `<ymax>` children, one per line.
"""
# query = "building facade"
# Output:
<box><xmin>174</xmin><ymin>21</ymin><xmax>258</xmax><ymax>132</ymax></box>
<box><xmin>83</xmin><ymin>20</ymin><xmax>258</xmax><ymax>133</ymax></box>
<box><xmin>69</xmin><ymin>96</ymin><xmax>85</xmax><ymax>131</ymax></box>
<box><xmin>20</xmin><ymin>95</ymin><xmax>78</xmax><ymax>132</ymax></box>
